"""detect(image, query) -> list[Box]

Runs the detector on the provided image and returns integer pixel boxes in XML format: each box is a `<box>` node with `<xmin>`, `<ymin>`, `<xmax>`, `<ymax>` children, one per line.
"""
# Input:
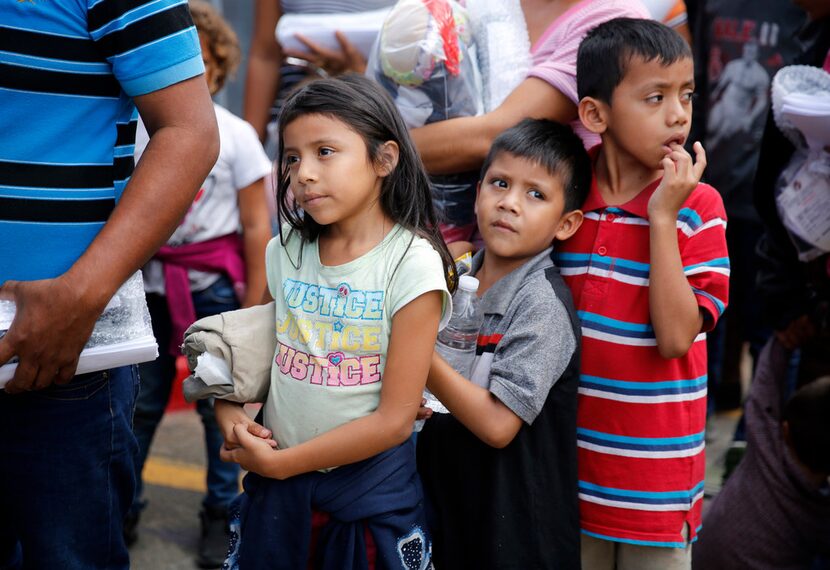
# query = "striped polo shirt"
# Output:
<box><xmin>0</xmin><ymin>0</ymin><xmax>203</xmax><ymax>285</ymax></box>
<box><xmin>554</xmin><ymin>154</ymin><xmax>729</xmax><ymax>548</ymax></box>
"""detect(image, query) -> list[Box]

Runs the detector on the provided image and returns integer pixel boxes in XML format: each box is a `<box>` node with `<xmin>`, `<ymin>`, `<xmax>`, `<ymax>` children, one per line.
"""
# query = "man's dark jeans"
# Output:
<box><xmin>0</xmin><ymin>366</ymin><xmax>139</xmax><ymax>569</ymax></box>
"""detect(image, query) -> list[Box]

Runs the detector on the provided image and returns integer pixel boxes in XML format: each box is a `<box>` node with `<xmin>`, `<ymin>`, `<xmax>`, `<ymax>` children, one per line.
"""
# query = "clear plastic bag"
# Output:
<box><xmin>0</xmin><ymin>271</ymin><xmax>157</xmax><ymax>386</ymax></box>
<box><xmin>464</xmin><ymin>0</ymin><xmax>531</xmax><ymax>112</ymax></box>
<box><xmin>366</xmin><ymin>0</ymin><xmax>483</xmax><ymax>229</ymax></box>
<box><xmin>367</xmin><ymin>0</ymin><xmax>482</xmax><ymax>128</ymax></box>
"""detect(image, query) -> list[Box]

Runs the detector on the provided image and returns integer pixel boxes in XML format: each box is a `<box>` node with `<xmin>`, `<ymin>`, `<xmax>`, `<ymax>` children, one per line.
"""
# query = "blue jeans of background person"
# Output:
<box><xmin>0</xmin><ymin>366</ymin><xmax>139</xmax><ymax>570</ymax></box>
<box><xmin>131</xmin><ymin>276</ymin><xmax>241</xmax><ymax>515</ymax></box>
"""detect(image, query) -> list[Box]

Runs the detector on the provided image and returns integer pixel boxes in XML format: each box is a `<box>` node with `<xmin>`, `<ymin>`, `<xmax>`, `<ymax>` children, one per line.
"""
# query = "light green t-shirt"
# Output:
<box><xmin>264</xmin><ymin>225</ymin><xmax>451</xmax><ymax>451</ymax></box>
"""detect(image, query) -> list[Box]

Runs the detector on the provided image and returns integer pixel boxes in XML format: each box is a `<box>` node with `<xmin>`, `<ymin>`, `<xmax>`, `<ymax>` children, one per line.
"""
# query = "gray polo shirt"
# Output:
<box><xmin>417</xmin><ymin>245</ymin><xmax>582</xmax><ymax>568</ymax></box>
<box><xmin>468</xmin><ymin>247</ymin><xmax>576</xmax><ymax>424</ymax></box>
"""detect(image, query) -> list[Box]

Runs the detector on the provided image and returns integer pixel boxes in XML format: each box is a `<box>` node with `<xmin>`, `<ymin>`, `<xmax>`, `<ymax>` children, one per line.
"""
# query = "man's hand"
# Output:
<box><xmin>0</xmin><ymin>276</ymin><xmax>104</xmax><ymax>393</ymax></box>
<box><xmin>219</xmin><ymin>423</ymin><xmax>282</xmax><ymax>477</ymax></box>
<box><xmin>648</xmin><ymin>141</ymin><xmax>707</xmax><ymax>222</ymax></box>
<box><xmin>214</xmin><ymin>399</ymin><xmax>277</xmax><ymax>450</ymax></box>
<box><xmin>282</xmin><ymin>31</ymin><xmax>366</xmax><ymax>75</ymax></box>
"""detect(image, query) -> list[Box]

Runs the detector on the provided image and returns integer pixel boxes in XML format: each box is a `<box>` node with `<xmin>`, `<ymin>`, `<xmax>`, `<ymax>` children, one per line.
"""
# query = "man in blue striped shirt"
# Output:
<box><xmin>0</xmin><ymin>1</ymin><xmax>219</xmax><ymax>567</ymax></box>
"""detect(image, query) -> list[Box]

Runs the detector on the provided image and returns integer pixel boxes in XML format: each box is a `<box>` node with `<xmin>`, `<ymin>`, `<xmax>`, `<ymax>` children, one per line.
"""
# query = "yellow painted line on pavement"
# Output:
<box><xmin>142</xmin><ymin>457</ymin><xmax>207</xmax><ymax>493</ymax></box>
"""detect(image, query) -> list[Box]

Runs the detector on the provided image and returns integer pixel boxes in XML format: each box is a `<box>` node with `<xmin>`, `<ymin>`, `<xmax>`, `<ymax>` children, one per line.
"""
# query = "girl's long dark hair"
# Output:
<box><xmin>275</xmin><ymin>74</ymin><xmax>456</xmax><ymax>292</ymax></box>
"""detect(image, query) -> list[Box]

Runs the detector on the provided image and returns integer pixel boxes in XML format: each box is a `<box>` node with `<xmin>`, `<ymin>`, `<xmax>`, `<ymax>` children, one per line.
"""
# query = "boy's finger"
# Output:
<box><xmin>661</xmin><ymin>156</ymin><xmax>676</xmax><ymax>176</ymax></box>
<box><xmin>668</xmin><ymin>149</ymin><xmax>689</xmax><ymax>168</ymax></box>
<box><xmin>670</xmin><ymin>150</ymin><xmax>692</xmax><ymax>179</ymax></box>
<box><xmin>692</xmin><ymin>142</ymin><xmax>707</xmax><ymax>179</ymax></box>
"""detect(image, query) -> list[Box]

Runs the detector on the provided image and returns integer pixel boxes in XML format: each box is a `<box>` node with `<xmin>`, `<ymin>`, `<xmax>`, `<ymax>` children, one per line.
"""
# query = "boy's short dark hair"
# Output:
<box><xmin>784</xmin><ymin>376</ymin><xmax>830</xmax><ymax>473</ymax></box>
<box><xmin>480</xmin><ymin>119</ymin><xmax>591</xmax><ymax>212</ymax></box>
<box><xmin>577</xmin><ymin>17</ymin><xmax>691</xmax><ymax>104</ymax></box>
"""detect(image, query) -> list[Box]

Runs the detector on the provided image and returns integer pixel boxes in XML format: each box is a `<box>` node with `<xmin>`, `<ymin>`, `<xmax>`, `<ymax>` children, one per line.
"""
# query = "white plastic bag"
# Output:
<box><xmin>770</xmin><ymin>65</ymin><xmax>830</xmax><ymax>261</ymax></box>
<box><xmin>465</xmin><ymin>0</ymin><xmax>531</xmax><ymax>112</ymax></box>
<box><xmin>276</xmin><ymin>8</ymin><xmax>392</xmax><ymax>59</ymax></box>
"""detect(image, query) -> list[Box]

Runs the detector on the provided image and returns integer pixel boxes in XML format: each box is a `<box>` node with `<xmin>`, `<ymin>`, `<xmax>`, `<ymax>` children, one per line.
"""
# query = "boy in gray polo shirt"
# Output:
<box><xmin>417</xmin><ymin>118</ymin><xmax>591</xmax><ymax>569</ymax></box>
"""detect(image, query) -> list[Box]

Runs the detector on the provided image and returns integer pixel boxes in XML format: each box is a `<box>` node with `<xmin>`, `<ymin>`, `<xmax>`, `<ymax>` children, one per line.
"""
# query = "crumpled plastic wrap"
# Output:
<box><xmin>88</xmin><ymin>271</ymin><xmax>154</xmax><ymax>346</ymax></box>
<box><xmin>464</xmin><ymin>0</ymin><xmax>531</xmax><ymax>112</ymax></box>
<box><xmin>770</xmin><ymin>65</ymin><xmax>830</xmax><ymax>261</ymax></box>
<box><xmin>366</xmin><ymin>0</ymin><xmax>483</xmax><ymax>230</ymax></box>
<box><xmin>0</xmin><ymin>271</ymin><xmax>153</xmax><ymax>349</ymax></box>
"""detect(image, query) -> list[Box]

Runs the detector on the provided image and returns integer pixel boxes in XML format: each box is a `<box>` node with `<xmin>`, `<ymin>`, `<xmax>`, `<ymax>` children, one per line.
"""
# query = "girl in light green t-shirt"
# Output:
<box><xmin>215</xmin><ymin>75</ymin><xmax>455</xmax><ymax>569</ymax></box>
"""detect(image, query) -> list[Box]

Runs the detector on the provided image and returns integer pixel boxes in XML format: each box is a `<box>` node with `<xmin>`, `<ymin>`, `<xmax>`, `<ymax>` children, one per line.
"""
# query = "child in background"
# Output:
<box><xmin>417</xmin><ymin>118</ymin><xmax>590</xmax><ymax>569</ymax></box>
<box><xmin>556</xmin><ymin>18</ymin><xmax>729</xmax><ymax>568</ymax></box>
<box><xmin>692</xmin><ymin>339</ymin><xmax>830</xmax><ymax>569</ymax></box>
<box><xmin>127</xmin><ymin>2</ymin><xmax>273</xmax><ymax>566</ymax></box>
<box><xmin>214</xmin><ymin>75</ymin><xmax>454</xmax><ymax>569</ymax></box>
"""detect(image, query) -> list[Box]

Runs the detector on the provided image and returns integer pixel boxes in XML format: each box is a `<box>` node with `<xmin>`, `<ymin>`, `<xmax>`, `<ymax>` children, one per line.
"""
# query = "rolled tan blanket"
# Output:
<box><xmin>181</xmin><ymin>301</ymin><xmax>276</xmax><ymax>403</ymax></box>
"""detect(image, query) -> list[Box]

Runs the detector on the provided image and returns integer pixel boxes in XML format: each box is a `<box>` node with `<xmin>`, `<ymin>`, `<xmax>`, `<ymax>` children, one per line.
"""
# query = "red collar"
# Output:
<box><xmin>583</xmin><ymin>144</ymin><xmax>661</xmax><ymax>218</ymax></box>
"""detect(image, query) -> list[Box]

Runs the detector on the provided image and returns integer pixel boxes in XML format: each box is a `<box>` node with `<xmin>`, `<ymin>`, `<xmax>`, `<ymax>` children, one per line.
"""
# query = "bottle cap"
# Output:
<box><xmin>458</xmin><ymin>275</ymin><xmax>479</xmax><ymax>292</ymax></box>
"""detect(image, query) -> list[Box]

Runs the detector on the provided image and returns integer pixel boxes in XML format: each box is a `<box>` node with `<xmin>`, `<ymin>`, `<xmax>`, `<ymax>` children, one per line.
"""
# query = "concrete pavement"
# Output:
<box><xmin>130</xmin><ymin>409</ymin><xmax>225</xmax><ymax>570</ymax></box>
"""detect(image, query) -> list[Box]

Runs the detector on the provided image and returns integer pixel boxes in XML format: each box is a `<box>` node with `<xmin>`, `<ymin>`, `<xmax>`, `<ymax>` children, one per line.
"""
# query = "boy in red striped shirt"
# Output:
<box><xmin>556</xmin><ymin>17</ymin><xmax>729</xmax><ymax>569</ymax></box>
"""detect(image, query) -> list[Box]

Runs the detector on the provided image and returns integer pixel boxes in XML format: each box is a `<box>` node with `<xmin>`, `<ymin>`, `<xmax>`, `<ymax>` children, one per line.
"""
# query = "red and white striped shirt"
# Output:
<box><xmin>555</xmin><ymin>159</ymin><xmax>729</xmax><ymax>547</ymax></box>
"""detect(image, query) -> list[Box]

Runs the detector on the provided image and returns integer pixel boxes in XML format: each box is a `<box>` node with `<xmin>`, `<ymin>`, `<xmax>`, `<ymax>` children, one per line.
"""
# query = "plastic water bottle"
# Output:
<box><xmin>436</xmin><ymin>275</ymin><xmax>483</xmax><ymax>376</ymax></box>
<box><xmin>415</xmin><ymin>275</ymin><xmax>483</xmax><ymax>431</ymax></box>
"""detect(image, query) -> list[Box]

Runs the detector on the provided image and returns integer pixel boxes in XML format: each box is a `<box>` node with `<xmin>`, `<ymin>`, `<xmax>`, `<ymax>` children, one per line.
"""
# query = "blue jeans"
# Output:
<box><xmin>0</xmin><ymin>366</ymin><xmax>140</xmax><ymax>570</ymax></box>
<box><xmin>132</xmin><ymin>276</ymin><xmax>241</xmax><ymax>514</ymax></box>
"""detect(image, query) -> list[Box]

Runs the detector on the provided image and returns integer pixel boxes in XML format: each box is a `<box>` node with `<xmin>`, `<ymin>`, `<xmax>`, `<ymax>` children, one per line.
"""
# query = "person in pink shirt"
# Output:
<box><xmin>410</xmin><ymin>0</ymin><xmax>649</xmax><ymax>254</ymax></box>
<box><xmin>411</xmin><ymin>0</ymin><xmax>650</xmax><ymax>174</ymax></box>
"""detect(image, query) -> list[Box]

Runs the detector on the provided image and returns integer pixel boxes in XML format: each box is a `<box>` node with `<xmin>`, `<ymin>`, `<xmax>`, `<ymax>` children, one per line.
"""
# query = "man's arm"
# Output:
<box><xmin>410</xmin><ymin>78</ymin><xmax>577</xmax><ymax>174</ymax></box>
<box><xmin>244</xmin><ymin>0</ymin><xmax>283</xmax><ymax>142</ymax></box>
<box><xmin>0</xmin><ymin>75</ymin><xmax>218</xmax><ymax>392</ymax></box>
